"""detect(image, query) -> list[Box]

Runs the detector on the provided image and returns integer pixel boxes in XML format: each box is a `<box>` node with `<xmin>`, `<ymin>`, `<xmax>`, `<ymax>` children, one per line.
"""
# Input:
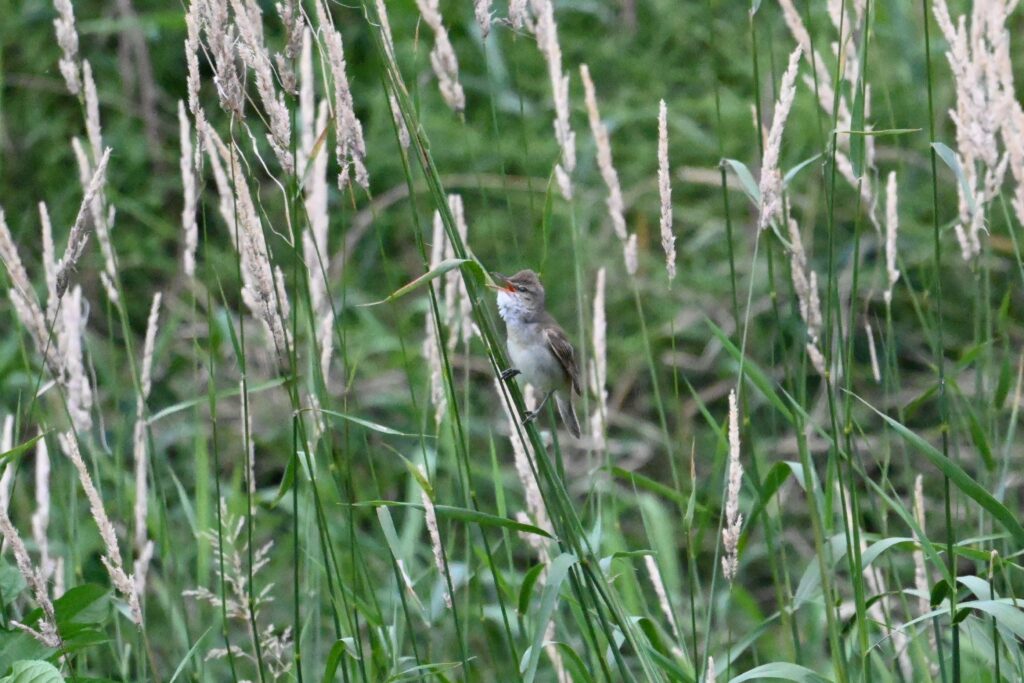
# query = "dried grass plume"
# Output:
<box><xmin>658</xmin><ymin>100</ymin><xmax>676</xmax><ymax>282</ymax></box>
<box><xmin>721</xmin><ymin>389</ymin><xmax>743</xmax><ymax>581</ymax></box>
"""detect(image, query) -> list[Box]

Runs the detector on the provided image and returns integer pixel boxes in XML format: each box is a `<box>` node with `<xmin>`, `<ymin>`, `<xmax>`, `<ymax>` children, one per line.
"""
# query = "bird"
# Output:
<box><xmin>489</xmin><ymin>269</ymin><xmax>581</xmax><ymax>438</ymax></box>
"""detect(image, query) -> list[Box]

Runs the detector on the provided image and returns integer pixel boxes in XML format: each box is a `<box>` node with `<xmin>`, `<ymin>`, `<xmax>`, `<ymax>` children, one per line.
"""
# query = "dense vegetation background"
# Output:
<box><xmin>0</xmin><ymin>0</ymin><xmax>1022</xmax><ymax>680</ymax></box>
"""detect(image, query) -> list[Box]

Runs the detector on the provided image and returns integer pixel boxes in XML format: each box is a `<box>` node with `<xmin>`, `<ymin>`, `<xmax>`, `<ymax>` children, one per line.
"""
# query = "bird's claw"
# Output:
<box><xmin>500</xmin><ymin>368</ymin><xmax>521</xmax><ymax>381</ymax></box>
<box><xmin>521</xmin><ymin>410</ymin><xmax>538</xmax><ymax>425</ymax></box>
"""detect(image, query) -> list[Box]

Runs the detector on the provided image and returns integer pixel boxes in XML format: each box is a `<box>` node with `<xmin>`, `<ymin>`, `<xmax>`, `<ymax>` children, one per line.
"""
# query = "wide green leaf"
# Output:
<box><xmin>53</xmin><ymin>584</ymin><xmax>109</xmax><ymax>627</ymax></box>
<box><xmin>729</xmin><ymin>662</ymin><xmax>831</xmax><ymax>682</ymax></box>
<box><xmin>0</xmin><ymin>660</ymin><xmax>63</xmax><ymax>683</ymax></box>
<box><xmin>958</xmin><ymin>575</ymin><xmax>998</xmax><ymax>601</ymax></box>
<box><xmin>956</xmin><ymin>599</ymin><xmax>1024</xmax><ymax>640</ymax></box>
<box><xmin>0</xmin><ymin>633</ymin><xmax>52</xmax><ymax>675</ymax></box>
<box><xmin>0</xmin><ymin>562</ymin><xmax>26</xmax><ymax>607</ymax></box>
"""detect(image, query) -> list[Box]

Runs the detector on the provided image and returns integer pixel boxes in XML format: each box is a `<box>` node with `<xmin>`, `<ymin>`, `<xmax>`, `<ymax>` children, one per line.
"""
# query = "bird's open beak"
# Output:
<box><xmin>487</xmin><ymin>272</ymin><xmax>515</xmax><ymax>292</ymax></box>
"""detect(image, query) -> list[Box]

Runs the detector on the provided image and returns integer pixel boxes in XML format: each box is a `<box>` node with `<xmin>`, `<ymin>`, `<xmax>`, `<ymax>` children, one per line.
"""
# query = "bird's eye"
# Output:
<box><xmin>516</xmin><ymin>286</ymin><xmax>526</xmax><ymax>293</ymax></box>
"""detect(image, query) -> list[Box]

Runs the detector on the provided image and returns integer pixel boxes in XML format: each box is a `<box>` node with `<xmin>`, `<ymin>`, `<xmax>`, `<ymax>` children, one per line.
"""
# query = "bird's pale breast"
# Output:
<box><xmin>507</xmin><ymin>324</ymin><xmax>564</xmax><ymax>394</ymax></box>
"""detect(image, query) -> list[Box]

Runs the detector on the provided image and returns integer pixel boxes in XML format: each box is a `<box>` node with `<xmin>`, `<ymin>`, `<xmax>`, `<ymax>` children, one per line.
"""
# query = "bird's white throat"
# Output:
<box><xmin>496</xmin><ymin>290</ymin><xmax>532</xmax><ymax>325</ymax></box>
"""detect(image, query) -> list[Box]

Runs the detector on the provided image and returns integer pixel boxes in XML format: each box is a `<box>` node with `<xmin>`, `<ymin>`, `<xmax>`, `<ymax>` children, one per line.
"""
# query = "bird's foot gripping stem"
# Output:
<box><xmin>520</xmin><ymin>391</ymin><xmax>552</xmax><ymax>427</ymax></box>
<box><xmin>500</xmin><ymin>368</ymin><xmax>521</xmax><ymax>382</ymax></box>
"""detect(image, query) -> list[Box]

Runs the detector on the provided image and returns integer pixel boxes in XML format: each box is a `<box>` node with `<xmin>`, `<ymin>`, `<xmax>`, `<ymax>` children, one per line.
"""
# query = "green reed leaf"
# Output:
<box><xmin>358</xmin><ymin>501</ymin><xmax>553</xmax><ymax>539</ymax></box>
<box><xmin>521</xmin><ymin>553</ymin><xmax>577</xmax><ymax>683</ymax></box>
<box><xmin>723</xmin><ymin>159</ymin><xmax>760</xmax><ymax>205</ymax></box>
<box><xmin>858</xmin><ymin>395</ymin><xmax>1024</xmax><ymax>546</ymax></box>
<box><xmin>729</xmin><ymin>662</ymin><xmax>831</xmax><ymax>682</ymax></box>
<box><xmin>359</xmin><ymin>258</ymin><xmax>471</xmax><ymax>307</ymax></box>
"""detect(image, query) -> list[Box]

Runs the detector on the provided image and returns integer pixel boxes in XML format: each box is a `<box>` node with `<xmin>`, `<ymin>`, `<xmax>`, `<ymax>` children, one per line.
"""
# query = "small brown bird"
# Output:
<box><xmin>490</xmin><ymin>270</ymin><xmax>581</xmax><ymax>438</ymax></box>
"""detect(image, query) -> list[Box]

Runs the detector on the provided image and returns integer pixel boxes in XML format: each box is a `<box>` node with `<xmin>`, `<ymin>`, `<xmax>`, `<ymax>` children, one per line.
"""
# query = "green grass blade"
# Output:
<box><xmin>359</xmin><ymin>258</ymin><xmax>480</xmax><ymax>307</ymax></box>
<box><xmin>520</xmin><ymin>553</ymin><xmax>577</xmax><ymax>683</ymax></box>
<box><xmin>857</xmin><ymin>394</ymin><xmax>1024</xmax><ymax>545</ymax></box>
<box><xmin>722</xmin><ymin>159</ymin><xmax>760</xmax><ymax>205</ymax></box>
<box><xmin>358</xmin><ymin>501</ymin><xmax>554</xmax><ymax>540</ymax></box>
<box><xmin>0</xmin><ymin>433</ymin><xmax>46</xmax><ymax>465</ymax></box>
<box><xmin>728</xmin><ymin>662</ymin><xmax>831</xmax><ymax>682</ymax></box>
<box><xmin>707</xmin><ymin>317</ymin><xmax>794</xmax><ymax>423</ymax></box>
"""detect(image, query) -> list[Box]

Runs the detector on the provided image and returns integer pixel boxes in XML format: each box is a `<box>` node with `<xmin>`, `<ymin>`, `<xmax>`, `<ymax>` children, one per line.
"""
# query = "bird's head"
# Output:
<box><xmin>490</xmin><ymin>269</ymin><xmax>546</xmax><ymax>322</ymax></box>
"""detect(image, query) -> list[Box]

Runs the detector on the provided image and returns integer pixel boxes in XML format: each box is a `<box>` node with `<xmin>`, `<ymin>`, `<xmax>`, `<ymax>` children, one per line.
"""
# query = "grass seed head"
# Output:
<box><xmin>658</xmin><ymin>99</ymin><xmax>676</xmax><ymax>282</ymax></box>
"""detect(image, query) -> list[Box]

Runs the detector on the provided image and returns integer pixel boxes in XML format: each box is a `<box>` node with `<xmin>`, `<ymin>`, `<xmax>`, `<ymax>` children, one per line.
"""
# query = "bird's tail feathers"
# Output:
<box><xmin>556</xmin><ymin>393</ymin><xmax>581</xmax><ymax>439</ymax></box>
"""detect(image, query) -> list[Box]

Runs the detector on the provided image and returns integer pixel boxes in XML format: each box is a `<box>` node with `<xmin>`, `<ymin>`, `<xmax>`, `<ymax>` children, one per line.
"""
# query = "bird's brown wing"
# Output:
<box><xmin>543</xmin><ymin>324</ymin><xmax>582</xmax><ymax>396</ymax></box>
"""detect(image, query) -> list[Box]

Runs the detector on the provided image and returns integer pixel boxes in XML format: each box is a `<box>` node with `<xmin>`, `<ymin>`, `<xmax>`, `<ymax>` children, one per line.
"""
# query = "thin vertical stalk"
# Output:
<box><xmin>919</xmin><ymin>0</ymin><xmax>959</xmax><ymax>677</ymax></box>
<box><xmin>205</xmin><ymin>284</ymin><xmax>240</xmax><ymax>682</ymax></box>
<box><xmin>805</xmin><ymin>0</ymin><xmax>852</xmax><ymax>678</ymax></box>
<box><xmin>707</xmin><ymin>0</ymin><xmax>738</xmax><ymax>666</ymax></box>
<box><xmin>840</xmin><ymin>1</ymin><xmax>874</xmax><ymax>674</ymax></box>
<box><xmin>223</xmin><ymin>118</ymin><xmax>267</xmax><ymax>683</ymax></box>
<box><xmin>285</xmin><ymin>64</ymin><xmax>303</xmax><ymax>683</ymax></box>
<box><xmin>753</xmin><ymin>25</ymin><xmax>802</xmax><ymax>656</ymax></box>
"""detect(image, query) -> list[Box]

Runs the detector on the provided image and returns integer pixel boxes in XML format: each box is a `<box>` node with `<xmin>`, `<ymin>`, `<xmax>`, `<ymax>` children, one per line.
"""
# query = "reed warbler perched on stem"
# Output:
<box><xmin>490</xmin><ymin>270</ymin><xmax>581</xmax><ymax>438</ymax></box>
